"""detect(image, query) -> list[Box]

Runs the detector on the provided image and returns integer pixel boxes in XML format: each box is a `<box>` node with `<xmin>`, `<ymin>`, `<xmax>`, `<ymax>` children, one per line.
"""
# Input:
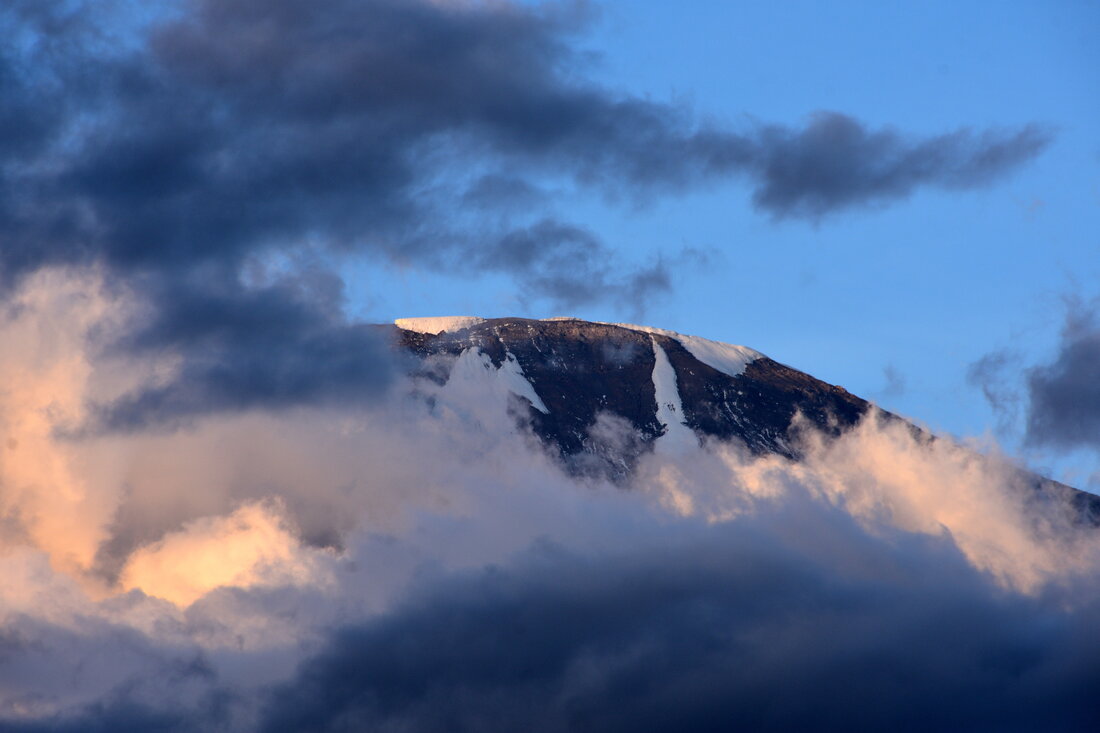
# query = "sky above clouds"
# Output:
<box><xmin>2</xmin><ymin>1</ymin><xmax>1100</xmax><ymax>730</ymax></box>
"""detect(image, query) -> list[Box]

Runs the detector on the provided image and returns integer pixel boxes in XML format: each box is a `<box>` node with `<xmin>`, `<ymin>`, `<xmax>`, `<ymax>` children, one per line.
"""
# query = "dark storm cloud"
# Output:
<box><xmin>1</xmin><ymin>0</ymin><xmax>1052</xmax><ymax>277</ymax></box>
<box><xmin>1</xmin><ymin>0</ymin><xmax>681</xmax><ymax>281</ymax></box>
<box><xmin>256</xmin><ymin>509</ymin><xmax>1100</xmax><ymax>733</ymax></box>
<box><xmin>745</xmin><ymin>113</ymin><xmax>1052</xmax><ymax>220</ymax></box>
<box><xmin>0</xmin><ymin>0</ymin><xmax>1050</xmax><ymax>423</ymax></box>
<box><xmin>89</xmin><ymin>269</ymin><xmax>400</xmax><ymax>431</ymax></box>
<box><xmin>12</xmin><ymin>500</ymin><xmax>1100</xmax><ymax>733</ymax></box>
<box><xmin>1026</xmin><ymin>298</ymin><xmax>1100</xmax><ymax>451</ymax></box>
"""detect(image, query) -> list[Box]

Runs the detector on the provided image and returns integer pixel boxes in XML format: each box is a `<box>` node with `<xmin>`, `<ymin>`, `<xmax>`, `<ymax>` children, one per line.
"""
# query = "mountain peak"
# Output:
<box><xmin>395</xmin><ymin>316</ymin><xmax>765</xmax><ymax>379</ymax></box>
<box><xmin>393</xmin><ymin>316</ymin><xmax>860</xmax><ymax>478</ymax></box>
<box><xmin>387</xmin><ymin>316</ymin><xmax>1099</xmax><ymax>521</ymax></box>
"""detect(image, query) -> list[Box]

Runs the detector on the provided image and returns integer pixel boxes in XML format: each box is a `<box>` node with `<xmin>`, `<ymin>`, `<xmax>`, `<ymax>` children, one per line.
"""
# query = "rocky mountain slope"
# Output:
<box><xmin>391</xmin><ymin>316</ymin><xmax>1099</xmax><ymax>521</ymax></box>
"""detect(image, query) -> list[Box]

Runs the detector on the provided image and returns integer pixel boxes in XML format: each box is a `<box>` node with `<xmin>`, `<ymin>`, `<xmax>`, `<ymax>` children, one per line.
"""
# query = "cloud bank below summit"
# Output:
<box><xmin>2</xmin><ymin>269</ymin><xmax>1100</xmax><ymax>731</ymax></box>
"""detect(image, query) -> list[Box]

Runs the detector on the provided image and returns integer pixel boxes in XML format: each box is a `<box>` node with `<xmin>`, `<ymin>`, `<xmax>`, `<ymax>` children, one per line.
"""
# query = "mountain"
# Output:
<box><xmin>390</xmin><ymin>316</ymin><xmax>1099</xmax><ymax>521</ymax></box>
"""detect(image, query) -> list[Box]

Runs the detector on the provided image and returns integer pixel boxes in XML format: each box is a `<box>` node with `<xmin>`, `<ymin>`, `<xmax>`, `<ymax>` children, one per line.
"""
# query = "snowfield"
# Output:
<box><xmin>394</xmin><ymin>316</ymin><xmax>486</xmax><ymax>334</ymax></box>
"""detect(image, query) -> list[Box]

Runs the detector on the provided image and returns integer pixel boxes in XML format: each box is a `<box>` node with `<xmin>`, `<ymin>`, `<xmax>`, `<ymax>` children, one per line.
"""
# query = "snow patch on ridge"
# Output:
<box><xmin>395</xmin><ymin>316</ymin><xmax>485</xmax><ymax>335</ymax></box>
<box><xmin>446</xmin><ymin>347</ymin><xmax>549</xmax><ymax>415</ymax></box>
<box><xmin>650</xmin><ymin>338</ymin><xmax>697</xmax><ymax>453</ymax></box>
<box><xmin>501</xmin><ymin>351</ymin><xmax>550</xmax><ymax>414</ymax></box>
<box><xmin>609</xmin><ymin>322</ymin><xmax>762</xmax><ymax>379</ymax></box>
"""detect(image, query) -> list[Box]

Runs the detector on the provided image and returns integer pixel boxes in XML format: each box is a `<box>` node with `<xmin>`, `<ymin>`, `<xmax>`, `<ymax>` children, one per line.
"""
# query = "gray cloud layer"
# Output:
<box><xmin>747</xmin><ymin>113</ymin><xmax>1050</xmax><ymax>220</ymax></box>
<box><xmin>259</xmin><ymin>526</ymin><xmax>1100</xmax><ymax>733</ymax></box>
<box><xmin>7</xmin><ymin>507</ymin><xmax>1100</xmax><ymax>733</ymax></box>
<box><xmin>0</xmin><ymin>0</ymin><xmax>1051</xmax><ymax>426</ymax></box>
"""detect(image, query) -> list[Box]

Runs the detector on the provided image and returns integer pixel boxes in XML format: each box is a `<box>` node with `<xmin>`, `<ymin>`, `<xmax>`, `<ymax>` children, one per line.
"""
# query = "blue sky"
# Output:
<box><xmin>365</xmin><ymin>0</ymin><xmax>1100</xmax><ymax>482</ymax></box>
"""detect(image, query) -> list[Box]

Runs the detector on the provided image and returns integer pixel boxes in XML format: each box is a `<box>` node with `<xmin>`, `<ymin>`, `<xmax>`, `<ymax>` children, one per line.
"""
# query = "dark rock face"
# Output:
<box><xmin>662</xmin><ymin>339</ymin><xmax>867</xmax><ymax>456</ymax></box>
<box><xmin>395</xmin><ymin>317</ymin><xmax>870</xmax><ymax>476</ymax></box>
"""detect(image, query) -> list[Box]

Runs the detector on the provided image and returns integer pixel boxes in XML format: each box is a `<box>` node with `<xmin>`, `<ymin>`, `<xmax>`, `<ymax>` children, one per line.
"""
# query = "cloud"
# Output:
<box><xmin>878</xmin><ymin>363</ymin><xmax>906</xmax><ymax>399</ymax></box>
<box><xmin>744</xmin><ymin>113</ymin><xmax>1052</xmax><ymax>221</ymax></box>
<box><xmin>0</xmin><ymin>0</ymin><xmax>1053</xmax><ymax>275</ymax></box>
<box><xmin>1025</xmin><ymin>297</ymin><xmax>1100</xmax><ymax>451</ymax></box>
<box><xmin>258</xmin><ymin>521</ymin><xmax>1100</xmax><ymax>733</ymax></box>
<box><xmin>2</xmin><ymin>277</ymin><xmax>1100</xmax><ymax>731</ymax></box>
<box><xmin>0</xmin><ymin>0</ymin><xmax>677</xmax><ymax>288</ymax></box>
<box><xmin>120</xmin><ymin>500</ymin><xmax>333</xmax><ymax>607</ymax></box>
<box><xmin>478</xmin><ymin>220</ymin><xmax>673</xmax><ymax>310</ymax></box>
<box><xmin>87</xmin><ymin>267</ymin><xmax>399</xmax><ymax>431</ymax></box>
<box><xmin>968</xmin><ymin>347</ymin><xmax>1025</xmax><ymax>435</ymax></box>
<box><xmin>0</xmin><ymin>268</ymin><xmax>145</xmax><ymax>576</ymax></box>
<box><xmin>643</xmin><ymin>413</ymin><xmax>1098</xmax><ymax>592</ymax></box>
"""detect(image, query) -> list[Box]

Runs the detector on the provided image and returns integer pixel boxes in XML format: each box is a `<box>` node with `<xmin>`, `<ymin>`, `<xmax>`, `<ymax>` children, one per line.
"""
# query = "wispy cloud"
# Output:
<box><xmin>744</xmin><ymin>113</ymin><xmax>1051</xmax><ymax>221</ymax></box>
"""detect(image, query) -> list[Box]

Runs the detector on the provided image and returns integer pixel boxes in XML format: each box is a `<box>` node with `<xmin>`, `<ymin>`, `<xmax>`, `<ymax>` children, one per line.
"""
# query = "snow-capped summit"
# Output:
<box><xmin>392</xmin><ymin>317</ymin><xmax>865</xmax><ymax>478</ymax></box>
<box><xmin>396</xmin><ymin>317</ymin><xmax>763</xmax><ymax>375</ymax></box>
<box><xmin>394</xmin><ymin>316</ymin><xmax>486</xmax><ymax>334</ymax></box>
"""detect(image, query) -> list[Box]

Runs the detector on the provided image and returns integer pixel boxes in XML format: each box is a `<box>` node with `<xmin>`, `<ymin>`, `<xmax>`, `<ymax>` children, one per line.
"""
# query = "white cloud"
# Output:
<box><xmin>121</xmin><ymin>500</ymin><xmax>334</xmax><ymax>607</ymax></box>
